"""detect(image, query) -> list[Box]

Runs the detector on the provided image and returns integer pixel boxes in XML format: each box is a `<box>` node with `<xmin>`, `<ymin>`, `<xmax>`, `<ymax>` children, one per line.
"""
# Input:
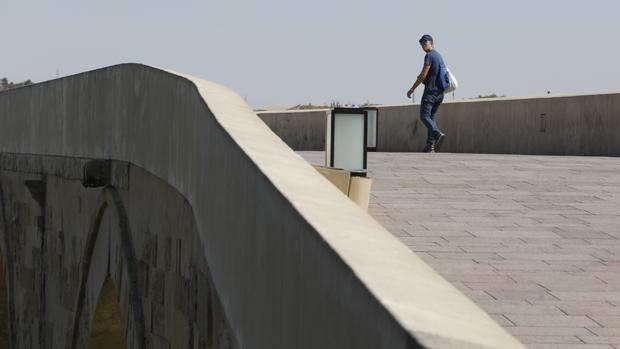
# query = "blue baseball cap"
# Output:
<box><xmin>419</xmin><ymin>34</ymin><xmax>433</xmax><ymax>45</ymax></box>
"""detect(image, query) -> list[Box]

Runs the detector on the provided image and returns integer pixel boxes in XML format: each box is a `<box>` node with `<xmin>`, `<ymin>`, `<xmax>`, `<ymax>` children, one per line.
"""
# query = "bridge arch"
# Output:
<box><xmin>0</xmin><ymin>155</ymin><xmax>239</xmax><ymax>348</ymax></box>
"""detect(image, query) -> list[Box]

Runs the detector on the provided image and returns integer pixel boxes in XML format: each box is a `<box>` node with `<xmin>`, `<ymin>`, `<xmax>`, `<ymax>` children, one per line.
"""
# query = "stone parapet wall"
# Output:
<box><xmin>259</xmin><ymin>92</ymin><xmax>620</xmax><ymax>155</ymax></box>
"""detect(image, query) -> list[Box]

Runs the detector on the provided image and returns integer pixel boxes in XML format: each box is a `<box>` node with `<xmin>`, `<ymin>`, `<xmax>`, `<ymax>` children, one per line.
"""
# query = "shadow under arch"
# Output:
<box><xmin>0</xmin><ymin>180</ymin><xmax>15</xmax><ymax>348</ymax></box>
<box><xmin>71</xmin><ymin>187</ymin><xmax>146</xmax><ymax>349</ymax></box>
<box><xmin>0</xmin><ymin>250</ymin><xmax>7</xmax><ymax>348</ymax></box>
<box><xmin>88</xmin><ymin>277</ymin><xmax>127</xmax><ymax>349</ymax></box>
<box><xmin>71</xmin><ymin>200</ymin><xmax>109</xmax><ymax>349</ymax></box>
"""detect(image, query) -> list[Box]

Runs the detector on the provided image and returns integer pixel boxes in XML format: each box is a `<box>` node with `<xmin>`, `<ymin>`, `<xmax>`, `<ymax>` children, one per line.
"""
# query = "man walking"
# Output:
<box><xmin>406</xmin><ymin>34</ymin><xmax>446</xmax><ymax>153</ymax></box>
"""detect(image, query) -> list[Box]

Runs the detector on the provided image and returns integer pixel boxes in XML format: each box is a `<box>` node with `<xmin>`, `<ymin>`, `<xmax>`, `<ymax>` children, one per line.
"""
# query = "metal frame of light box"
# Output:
<box><xmin>363</xmin><ymin>107</ymin><xmax>378</xmax><ymax>151</ymax></box>
<box><xmin>329</xmin><ymin>107</ymin><xmax>368</xmax><ymax>175</ymax></box>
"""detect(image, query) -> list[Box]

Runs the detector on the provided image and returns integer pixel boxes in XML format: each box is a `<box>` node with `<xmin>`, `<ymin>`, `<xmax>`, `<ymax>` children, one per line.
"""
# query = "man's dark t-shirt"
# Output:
<box><xmin>423</xmin><ymin>49</ymin><xmax>445</xmax><ymax>94</ymax></box>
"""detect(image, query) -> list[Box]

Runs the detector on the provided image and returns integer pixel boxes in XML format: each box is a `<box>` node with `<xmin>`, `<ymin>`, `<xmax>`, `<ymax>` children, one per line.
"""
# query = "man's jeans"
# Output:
<box><xmin>420</xmin><ymin>91</ymin><xmax>445</xmax><ymax>146</ymax></box>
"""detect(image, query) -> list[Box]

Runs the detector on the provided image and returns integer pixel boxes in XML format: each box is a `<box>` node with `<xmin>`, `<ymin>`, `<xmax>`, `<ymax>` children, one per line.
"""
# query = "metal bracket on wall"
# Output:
<box><xmin>540</xmin><ymin>113</ymin><xmax>547</xmax><ymax>133</ymax></box>
<box><xmin>82</xmin><ymin>160</ymin><xmax>112</xmax><ymax>188</ymax></box>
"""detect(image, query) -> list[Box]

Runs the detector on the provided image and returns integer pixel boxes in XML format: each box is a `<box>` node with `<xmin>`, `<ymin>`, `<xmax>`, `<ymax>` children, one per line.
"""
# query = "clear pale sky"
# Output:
<box><xmin>2</xmin><ymin>0</ymin><xmax>619</xmax><ymax>108</ymax></box>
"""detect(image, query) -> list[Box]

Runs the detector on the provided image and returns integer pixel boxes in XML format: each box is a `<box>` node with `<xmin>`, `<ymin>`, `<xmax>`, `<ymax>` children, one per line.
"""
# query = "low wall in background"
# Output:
<box><xmin>257</xmin><ymin>109</ymin><xmax>328</xmax><ymax>151</ymax></box>
<box><xmin>259</xmin><ymin>92</ymin><xmax>620</xmax><ymax>156</ymax></box>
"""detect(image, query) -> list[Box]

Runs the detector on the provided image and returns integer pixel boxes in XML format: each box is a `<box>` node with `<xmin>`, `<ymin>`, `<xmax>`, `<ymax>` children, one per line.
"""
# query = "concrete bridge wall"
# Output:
<box><xmin>258</xmin><ymin>92</ymin><xmax>620</xmax><ymax>155</ymax></box>
<box><xmin>0</xmin><ymin>64</ymin><xmax>525</xmax><ymax>348</ymax></box>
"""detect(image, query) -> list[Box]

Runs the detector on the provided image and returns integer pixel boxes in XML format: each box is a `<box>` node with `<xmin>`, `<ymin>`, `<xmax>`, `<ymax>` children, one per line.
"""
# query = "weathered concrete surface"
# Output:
<box><xmin>262</xmin><ymin>92</ymin><xmax>620</xmax><ymax>155</ymax></box>
<box><xmin>258</xmin><ymin>109</ymin><xmax>328</xmax><ymax>151</ymax></box>
<box><xmin>300</xmin><ymin>151</ymin><xmax>620</xmax><ymax>349</ymax></box>
<box><xmin>0</xmin><ymin>64</ymin><xmax>525</xmax><ymax>348</ymax></box>
<box><xmin>0</xmin><ymin>154</ymin><xmax>237</xmax><ymax>348</ymax></box>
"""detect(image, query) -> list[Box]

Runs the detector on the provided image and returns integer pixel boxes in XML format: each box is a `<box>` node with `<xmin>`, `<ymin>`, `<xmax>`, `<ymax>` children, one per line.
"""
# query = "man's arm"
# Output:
<box><xmin>406</xmin><ymin>64</ymin><xmax>430</xmax><ymax>98</ymax></box>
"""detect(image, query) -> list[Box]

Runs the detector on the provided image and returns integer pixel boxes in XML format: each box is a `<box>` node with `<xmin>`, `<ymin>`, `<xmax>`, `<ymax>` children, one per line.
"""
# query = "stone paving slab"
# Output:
<box><xmin>299</xmin><ymin>152</ymin><xmax>620</xmax><ymax>349</ymax></box>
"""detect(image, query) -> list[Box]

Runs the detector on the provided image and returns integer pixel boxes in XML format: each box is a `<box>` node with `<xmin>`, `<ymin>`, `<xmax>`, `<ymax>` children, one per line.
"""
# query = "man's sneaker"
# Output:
<box><xmin>423</xmin><ymin>144</ymin><xmax>435</xmax><ymax>153</ymax></box>
<box><xmin>434</xmin><ymin>132</ymin><xmax>446</xmax><ymax>152</ymax></box>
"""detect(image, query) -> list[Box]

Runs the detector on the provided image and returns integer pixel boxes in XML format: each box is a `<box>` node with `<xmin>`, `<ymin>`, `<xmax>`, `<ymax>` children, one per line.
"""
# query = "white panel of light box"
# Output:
<box><xmin>333</xmin><ymin>112</ymin><xmax>365</xmax><ymax>171</ymax></box>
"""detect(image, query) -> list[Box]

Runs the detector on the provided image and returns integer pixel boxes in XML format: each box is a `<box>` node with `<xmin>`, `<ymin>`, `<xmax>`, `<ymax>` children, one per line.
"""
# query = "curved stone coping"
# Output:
<box><xmin>0</xmin><ymin>64</ymin><xmax>525</xmax><ymax>349</ymax></box>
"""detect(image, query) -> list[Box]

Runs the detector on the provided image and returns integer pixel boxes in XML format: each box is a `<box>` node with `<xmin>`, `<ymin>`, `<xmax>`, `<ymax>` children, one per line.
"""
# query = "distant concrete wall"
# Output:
<box><xmin>0</xmin><ymin>64</ymin><xmax>525</xmax><ymax>349</ymax></box>
<box><xmin>378</xmin><ymin>93</ymin><xmax>620</xmax><ymax>155</ymax></box>
<box><xmin>260</xmin><ymin>93</ymin><xmax>620</xmax><ymax>155</ymax></box>
<box><xmin>257</xmin><ymin>109</ymin><xmax>328</xmax><ymax>151</ymax></box>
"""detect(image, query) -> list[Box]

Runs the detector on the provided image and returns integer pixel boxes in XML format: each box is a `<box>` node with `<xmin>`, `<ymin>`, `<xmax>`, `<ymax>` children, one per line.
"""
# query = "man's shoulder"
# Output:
<box><xmin>426</xmin><ymin>50</ymin><xmax>441</xmax><ymax>60</ymax></box>
<box><xmin>430</xmin><ymin>50</ymin><xmax>445</xmax><ymax>65</ymax></box>
<box><xmin>424</xmin><ymin>51</ymin><xmax>436</xmax><ymax>62</ymax></box>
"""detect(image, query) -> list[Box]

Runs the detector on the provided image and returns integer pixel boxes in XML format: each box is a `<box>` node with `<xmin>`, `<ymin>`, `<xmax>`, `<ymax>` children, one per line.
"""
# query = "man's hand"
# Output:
<box><xmin>407</xmin><ymin>64</ymin><xmax>431</xmax><ymax>99</ymax></box>
<box><xmin>406</xmin><ymin>88</ymin><xmax>414</xmax><ymax>99</ymax></box>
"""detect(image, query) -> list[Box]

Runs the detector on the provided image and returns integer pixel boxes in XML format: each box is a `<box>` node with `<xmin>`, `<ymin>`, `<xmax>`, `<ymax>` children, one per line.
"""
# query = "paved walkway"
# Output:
<box><xmin>299</xmin><ymin>151</ymin><xmax>620</xmax><ymax>349</ymax></box>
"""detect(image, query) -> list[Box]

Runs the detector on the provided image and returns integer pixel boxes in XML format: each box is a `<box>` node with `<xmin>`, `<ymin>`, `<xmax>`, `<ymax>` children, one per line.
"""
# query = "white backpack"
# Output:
<box><xmin>444</xmin><ymin>68</ymin><xmax>458</xmax><ymax>93</ymax></box>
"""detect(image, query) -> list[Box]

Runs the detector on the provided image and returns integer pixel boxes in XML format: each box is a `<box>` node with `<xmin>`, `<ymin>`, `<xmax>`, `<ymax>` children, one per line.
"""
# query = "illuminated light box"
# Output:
<box><xmin>325</xmin><ymin>108</ymin><xmax>368</xmax><ymax>175</ymax></box>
